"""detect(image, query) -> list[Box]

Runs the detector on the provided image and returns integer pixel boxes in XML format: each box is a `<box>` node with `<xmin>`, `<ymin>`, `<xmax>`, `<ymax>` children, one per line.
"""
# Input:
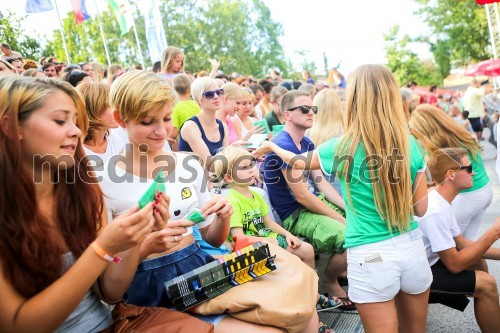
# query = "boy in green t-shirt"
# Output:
<box><xmin>214</xmin><ymin>146</ymin><xmax>345</xmax><ymax>313</ymax></box>
<box><xmin>213</xmin><ymin>146</ymin><xmax>315</xmax><ymax>269</ymax></box>
<box><xmin>169</xmin><ymin>74</ymin><xmax>200</xmax><ymax>150</ymax></box>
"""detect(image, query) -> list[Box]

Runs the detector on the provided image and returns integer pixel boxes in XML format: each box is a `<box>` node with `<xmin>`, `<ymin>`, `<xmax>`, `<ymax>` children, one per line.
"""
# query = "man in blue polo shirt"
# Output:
<box><xmin>264</xmin><ymin>90</ymin><xmax>347</xmax><ymax>299</ymax></box>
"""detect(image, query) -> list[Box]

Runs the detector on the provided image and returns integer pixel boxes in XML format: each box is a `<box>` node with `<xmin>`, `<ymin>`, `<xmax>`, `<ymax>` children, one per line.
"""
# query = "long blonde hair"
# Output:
<box><xmin>307</xmin><ymin>89</ymin><xmax>344</xmax><ymax>145</ymax></box>
<box><xmin>337</xmin><ymin>64</ymin><xmax>411</xmax><ymax>232</ymax></box>
<box><xmin>409</xmin><ymin>104</ymin><xmax>480</xmax><ymax>159</ymax></box>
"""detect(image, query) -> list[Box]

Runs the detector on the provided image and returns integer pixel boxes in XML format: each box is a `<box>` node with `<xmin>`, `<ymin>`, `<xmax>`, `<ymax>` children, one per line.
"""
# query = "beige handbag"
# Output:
<box><xmin>193</xmin><ymin>243</ymin><xmax>318</xmax><ymax>333</ymax></box>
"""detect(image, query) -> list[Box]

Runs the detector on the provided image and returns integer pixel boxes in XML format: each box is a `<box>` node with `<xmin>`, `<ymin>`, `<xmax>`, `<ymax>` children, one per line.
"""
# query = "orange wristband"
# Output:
<box><xmin>90</xmin><ymin>241</ymin><xmax>122</xmax><ymax>263</ymax></box>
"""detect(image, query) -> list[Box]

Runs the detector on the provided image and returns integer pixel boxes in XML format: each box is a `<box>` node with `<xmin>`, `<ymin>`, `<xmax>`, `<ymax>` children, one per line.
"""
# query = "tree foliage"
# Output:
<box><xmin>0</xmin><ymin>11</ymin><xmax>43</xmax><ymax>60</ymax></box>
<box><xmin>43</xmin><ymin>0</ymin><xmax>288</xmax><ymax>76</ymax></box>
<box><xmin>384</xmin><ymin>25</ymin><xmax>443</xmax><ymax>86</ymax></box>
<box><xmin>44</xmin><ymin>8</ymin><xmax>147</xmax><ymax>66</ymax></box>
<box><xmin>414</xmin><ymin>0</ymin><xmax>491</xmax><ymax>77</ymax></box>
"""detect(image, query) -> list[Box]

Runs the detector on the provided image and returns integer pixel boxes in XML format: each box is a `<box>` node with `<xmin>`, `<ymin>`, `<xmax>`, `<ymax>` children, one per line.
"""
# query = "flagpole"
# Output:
<box><xmin>93</xmin><ymin>0</ymin><xmax>111</xmax><ymax>66</ymax></box>
<box><xmin>155</xmin><ymin>0</ymin><xmax>168</xmax><ymax>47</ymax></box>
<box><xmin>53</xmin><ymin>0</ymin><xmax>71</xmax><ymax>64</ymax></box>
<box><xmin>131</xmin><ymin>9</ymin><xmax>145</xmax><ymax>68</ymax></box>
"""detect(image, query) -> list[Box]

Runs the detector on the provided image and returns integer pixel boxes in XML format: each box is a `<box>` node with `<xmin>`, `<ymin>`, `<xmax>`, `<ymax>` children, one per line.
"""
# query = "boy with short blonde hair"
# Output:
<box><xmin>212</xmin><ymin>146</ymin><xmax>315</xmax><ymax>268</ymax></box>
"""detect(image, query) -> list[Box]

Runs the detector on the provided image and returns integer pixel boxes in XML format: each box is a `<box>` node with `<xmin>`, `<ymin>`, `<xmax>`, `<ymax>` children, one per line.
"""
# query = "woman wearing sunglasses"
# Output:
<box><xmin>253</xmin><ymin>65</ymin><xmax>432</xmax><ymax>333</ymax></box>
<box><xmin>410</xmin><ymin>104</ymin><xmax>493</xmax><ymax>241</ymax></box>
<box><xmin>178</xmin><ymin>77</ymin><xmax>227</xmax><ymax>168</ymax></box>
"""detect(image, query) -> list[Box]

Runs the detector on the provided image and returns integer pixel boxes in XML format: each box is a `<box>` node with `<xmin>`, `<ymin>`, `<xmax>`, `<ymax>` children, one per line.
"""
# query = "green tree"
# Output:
<box><xmin>384</xmin><ymin>24</ymin><xmax>443</xmax><ymax>86</ymax></box>
<box><xmin>0</xmin><ymin>11</ymin><xmax>43</xmax><ymax>60</ymax></box>
<box><xmin>414</xmin><ymin>0</ymin><xmax>491</xmax><ymax>77</ymax></box>
<box><xmin>44</xmin><ymin>7</ymin><xmax>148</xmax><ymax>66</ymax></box>
<box><xmin>43</xmin><ymin>0</ymin><xmax>288</xmax><ymax>76</ymax></box>
<box><xmin>159</xmin><ymin>0</ymin><xmax>288</xmax><ymax>76</ymax></box>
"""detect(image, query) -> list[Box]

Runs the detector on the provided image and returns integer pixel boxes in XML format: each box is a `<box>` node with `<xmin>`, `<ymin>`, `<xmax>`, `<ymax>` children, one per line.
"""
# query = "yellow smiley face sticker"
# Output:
<box><xmin>181</xmin><ymin>187</ymin><xmax>192</xmax><ymax>200</ymax></box>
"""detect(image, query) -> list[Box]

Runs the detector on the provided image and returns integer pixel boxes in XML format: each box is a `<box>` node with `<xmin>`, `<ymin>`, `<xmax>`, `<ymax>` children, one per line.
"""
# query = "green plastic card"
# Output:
<box><xmin>253</xmin><ymin>119</ymin><xmax>270</xmax><ymax>134</ymax></box>
<box><xmin>185</xmin><ymin>209</ymin><xmax>205</xmax><ymax>224</ymax></box>
<box><xmin>138</xmin><ymin>172</ymin><xmax>166</xmax><ymax>209</ymax></box>
<box><xmin>246</xmin><ymin>133</ymin><xmax>268</xmax><ymax>149</ymax></box>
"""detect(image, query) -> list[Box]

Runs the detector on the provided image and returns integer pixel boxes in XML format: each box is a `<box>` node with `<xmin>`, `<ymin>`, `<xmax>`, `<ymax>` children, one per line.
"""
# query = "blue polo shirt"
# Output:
<box><xmin>264</xmin><ymin>130</ymin><xmax>317</xmax><ymax>220</ymax></box>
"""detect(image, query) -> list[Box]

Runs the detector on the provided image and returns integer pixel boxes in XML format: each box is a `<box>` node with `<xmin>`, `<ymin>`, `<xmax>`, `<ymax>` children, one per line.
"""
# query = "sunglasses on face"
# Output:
<box><xmin>202</xmin><ymin>88</ymin><xmax>224</xmax><ymax>99</ymax></box>
<box><xmin>287</xmin><ymin>105</ymin><xmax>318</xmax><ymax>114</ymax></box>
<box><xmin>457</xmin><ymin>164</ymin><xmax>473</xmax><ymax>174</ymax></box>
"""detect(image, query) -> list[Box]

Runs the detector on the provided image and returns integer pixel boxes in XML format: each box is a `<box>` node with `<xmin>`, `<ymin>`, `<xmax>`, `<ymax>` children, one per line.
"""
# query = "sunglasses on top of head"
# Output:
<box><xmin>287</xmin><ymin>105</ymin><xmax>318</xmax><ymax>114</ymax></box>
<box><xmin>202</xmin><ymin>88</ymin><xmax>224</xmax><ymax>99</ymax></box>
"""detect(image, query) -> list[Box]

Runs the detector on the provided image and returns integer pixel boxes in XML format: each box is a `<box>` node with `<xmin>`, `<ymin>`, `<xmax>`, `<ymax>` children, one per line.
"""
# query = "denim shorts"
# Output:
<box><xmin>347</xmin><ymin>229</ymin><xmax>433</xmax><ymax>303</ymax></box>
<box><xmin>125</xmin><ymin>242</ymin><xmax>227</xmax><ymax>326</ymax></box>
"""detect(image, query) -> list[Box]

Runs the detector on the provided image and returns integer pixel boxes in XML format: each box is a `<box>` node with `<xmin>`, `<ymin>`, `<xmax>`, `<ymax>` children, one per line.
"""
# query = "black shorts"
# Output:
<box><xmin>468</xmin><ymin>117</ymin><xmax>483</xmax><ymax>132</ymax></box>
<box><xmin>429</xmin><ymin>260</ymin><xmax>476</xmax><ymax>311</ymax></box>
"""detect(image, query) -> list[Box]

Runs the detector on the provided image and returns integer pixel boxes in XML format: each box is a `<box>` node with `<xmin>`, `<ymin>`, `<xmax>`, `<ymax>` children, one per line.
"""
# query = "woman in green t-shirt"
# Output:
<box><xmin>254</xmin><ymin>64</ymin><xmax>431</xmax><ymax>333</ymax></box>
<box><xmin>410</xmin><ymin>104</ymin><xmax>493</xmax><ymax>241</ymax></box>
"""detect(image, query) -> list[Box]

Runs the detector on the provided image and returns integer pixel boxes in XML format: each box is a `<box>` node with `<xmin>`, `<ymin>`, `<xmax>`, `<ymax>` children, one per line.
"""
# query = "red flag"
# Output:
<box><xmin>70</xmin><ymin>0</ymin><xmax>91</xmax><ymax>24</ymax></box>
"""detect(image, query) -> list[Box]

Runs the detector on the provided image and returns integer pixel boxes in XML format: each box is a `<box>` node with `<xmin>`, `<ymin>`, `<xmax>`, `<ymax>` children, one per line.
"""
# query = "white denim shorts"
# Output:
<box><xmin>347</xmin><ymin>228</ymin><xmax>433</xmax><ymax>303</ymax></box>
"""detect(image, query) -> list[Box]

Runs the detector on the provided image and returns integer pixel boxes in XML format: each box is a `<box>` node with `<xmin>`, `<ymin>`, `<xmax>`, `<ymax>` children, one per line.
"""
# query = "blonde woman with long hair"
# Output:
<box><xmin>410</xmin><ymin>104</ymin><xmax>493</xmax><ymax>240</ymax></box>
<box><xmin>306</xmin><ymin>88</ymin><xmax>344</xmax><ymax>194</ymax></box>
<box><xmin>253</xmin><ymin>64</ymin><xmax>431</xmax><ymax>333</ymax></box>
<box><xmin>307</xmin><ymin>89</ymin><xmax>344</xmax><ymax>146</ymax></box>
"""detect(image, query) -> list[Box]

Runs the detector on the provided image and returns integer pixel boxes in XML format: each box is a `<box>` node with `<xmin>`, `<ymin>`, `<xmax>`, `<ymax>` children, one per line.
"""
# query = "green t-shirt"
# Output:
<box><xmin>317</xmin><ymin>136</ymin><xmax>425</xmax><ymax>248</ymax></box>
<box><xmin>264</xmin><ymin>111</ymin><xmax>283</xmax><ymax>129</ymax></box>
<box><xmin>464</xmin><ymin>150</ymin><xmax>489</xmax><ymax>193</ymax></box>
<box><xmin>226</xmin><ymin>188</ymin><xmax>282</xmax><ymax>242</ymax></box>
<box><xmin>173</xmin><ymin>100</ymin><xmax>200</xmax><ymax>129</ymax></box>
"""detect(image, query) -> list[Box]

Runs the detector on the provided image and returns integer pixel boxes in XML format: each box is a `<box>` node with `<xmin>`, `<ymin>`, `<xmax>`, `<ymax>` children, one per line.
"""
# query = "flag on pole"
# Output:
<box><xmin>140</xmin><ymin>0</ymin><xmax>168</xmax><ymax>63</ymax></box>
<box><xmin>109</xmin><ymin>0</ymin><xmax>134</xmax><ymax>36</ymax></box>
<box><xmin>70</xmin><ymin>0</ymin><xmax>91</xmax><ymax>24</ymax></box>
<box><xmin>25</xmin><ymin>0</ymin><xmax>54</xmax><ymax>13</ymax></box>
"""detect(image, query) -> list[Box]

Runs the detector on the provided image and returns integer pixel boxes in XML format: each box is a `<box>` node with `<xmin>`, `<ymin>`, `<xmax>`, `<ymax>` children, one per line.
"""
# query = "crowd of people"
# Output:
<box><xmin>1</xmin><ymin>44</ymin><xmax>500</xmax><ymax>333</ymax></box>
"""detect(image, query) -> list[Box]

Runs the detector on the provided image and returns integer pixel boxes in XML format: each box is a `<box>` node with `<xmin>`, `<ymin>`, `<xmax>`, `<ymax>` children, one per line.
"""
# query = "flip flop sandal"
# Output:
<box><xmin>336</xmin><ymin>296</ymin><xmax>357</xmax><ymax>311</ymax></box>
<box><xmin>318</xmin><ymin>322</ymin><xmax>332</xmax><ymax>333</ymax></box>
<box><xmin>316</xmin><ymin>294</ymin><xmax>343</xmax><ymax>312</ymax></box>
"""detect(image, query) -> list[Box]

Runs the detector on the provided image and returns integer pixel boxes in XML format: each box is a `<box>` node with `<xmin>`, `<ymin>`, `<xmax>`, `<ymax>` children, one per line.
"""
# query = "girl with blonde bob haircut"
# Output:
<box><xmin>253</xmin><ymin>64</ymin><xmax>431</xmax><ymax>333</ymax></box>
<box><xmin>111</xmin><ymin>70</ymin><xmax>177</xmax><ymax>122</ymax></box>
<box><xmin>409</xmin><ymin>104</ymin><xmax>492</xmax><ymax>240</ymax></box>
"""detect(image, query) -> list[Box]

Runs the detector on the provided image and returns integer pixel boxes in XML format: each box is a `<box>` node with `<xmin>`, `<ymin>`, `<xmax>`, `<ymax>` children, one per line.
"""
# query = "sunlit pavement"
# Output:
<box><xmin>317</xmin><ymin>128</ymin><xmax>500</xmax><ymax>333</ymax></box>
